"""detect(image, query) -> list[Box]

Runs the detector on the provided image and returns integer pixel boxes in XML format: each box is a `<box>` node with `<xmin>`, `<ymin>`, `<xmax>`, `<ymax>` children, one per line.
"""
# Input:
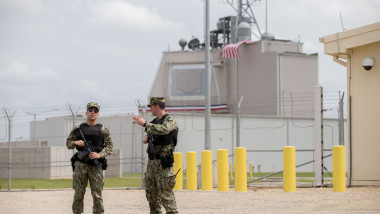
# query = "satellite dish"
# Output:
<box><xmin>188</xmin><ymin>38</ymin><xmax>200</xmax><ymax>50</ymax></box>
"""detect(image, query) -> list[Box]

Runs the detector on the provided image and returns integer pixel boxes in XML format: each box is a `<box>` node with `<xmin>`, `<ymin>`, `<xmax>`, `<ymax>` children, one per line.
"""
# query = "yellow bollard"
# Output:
<box><xmin>230</xmin><ymin>162</ymin><xmax>233</xmax><ymax>180</ymax></box>
<box><xmin>333</xmin><ymin>146</ymin><xmax>346</xmax><ymax>192</ymax></box>
<box><xmin>201</xmin><ymin>150</ymin><xmax>213</xmax><ymax>190</ymax></box>
<box><xmin>283</xmin><ymin>146</ymin><xmax>296</xmax><ymax>192</ymax></box>
<box><xmin>249</xmin><ymin>162</ymin><xmax>253</xmax><ymax>180</ymax></box>
<box><xmin>217</xmin><ymin>149</ymin><xmax>229</xmax><ymax>191</ymax></box>
<box><xmin>173</xmin><ymin>152</ymin><xmax>183</xmax><ymax>190</ymax></box>
<box><xmin>186</xmin><ymin>151</ymin><xmax>197</xmax><ymax>190</ymax></box>
<box><xmin>234</xmin><ymin>147</ymin><xmax>247</xmax><ymax>192</ymax></box>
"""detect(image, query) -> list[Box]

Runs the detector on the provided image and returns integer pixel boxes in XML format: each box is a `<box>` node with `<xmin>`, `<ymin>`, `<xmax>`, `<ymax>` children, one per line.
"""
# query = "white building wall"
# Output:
<box><xmin>30</xmin><ymin>113</ymin><xmax>346</xmax><ymax>174</ymax></box>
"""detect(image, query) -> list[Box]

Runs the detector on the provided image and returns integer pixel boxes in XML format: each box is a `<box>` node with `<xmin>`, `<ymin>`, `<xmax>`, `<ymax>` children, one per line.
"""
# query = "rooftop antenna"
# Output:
<box><xmin>224</xmin><ymin>0</ymin><xmax>262</xmax><ymax>40</ymax></box>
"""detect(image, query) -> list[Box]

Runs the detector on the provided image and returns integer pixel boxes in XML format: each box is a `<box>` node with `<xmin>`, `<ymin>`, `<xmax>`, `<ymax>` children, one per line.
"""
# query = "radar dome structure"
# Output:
<box><xmin>237</xmin><ymin>22</ymin><xmax>251</xmax><ymax>42</ymax></box>
<box><xmin>179</xmin><ymin>38</ymin><xmax>188</xmax><ymax>51</ymax></box>
<box><xmin>261</xmin><ymin>31</ymin><xmax>275</xmax><ymax>40</ymax></box>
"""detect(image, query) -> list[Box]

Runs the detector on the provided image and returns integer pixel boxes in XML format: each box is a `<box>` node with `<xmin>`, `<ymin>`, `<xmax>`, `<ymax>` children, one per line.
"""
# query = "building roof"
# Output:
<box><xmin>319</xmin><ymin>22</ymin><xmax>380</xmax><ymax>56</ymax></box>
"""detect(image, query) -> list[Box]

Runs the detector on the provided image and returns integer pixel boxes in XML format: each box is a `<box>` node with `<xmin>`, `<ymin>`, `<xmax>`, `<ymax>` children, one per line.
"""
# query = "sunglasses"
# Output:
<box><xmin>88</xmin><ymin>108</ymin><xmax>99</xmax><ymax>113</ymax></box>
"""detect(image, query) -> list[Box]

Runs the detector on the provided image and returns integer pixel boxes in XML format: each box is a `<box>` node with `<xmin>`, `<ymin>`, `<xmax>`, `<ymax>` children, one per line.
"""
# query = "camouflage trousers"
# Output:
<box><xmin>144</xmin><ymin>159</ymin><xmax>178</xmax><ymax>214</ymax></box>
<box><xmin>72</xmin><ymin>161</ymin><xmax>104</xmax><ymax>214</ymax></box>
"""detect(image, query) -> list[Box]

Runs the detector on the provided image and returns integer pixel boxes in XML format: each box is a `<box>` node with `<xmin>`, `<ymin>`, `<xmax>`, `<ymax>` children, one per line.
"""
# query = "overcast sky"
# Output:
<box><xmin>1</xmin><ymin>0</ymin><xmax>380</xmax><ymax>111</ymax></box>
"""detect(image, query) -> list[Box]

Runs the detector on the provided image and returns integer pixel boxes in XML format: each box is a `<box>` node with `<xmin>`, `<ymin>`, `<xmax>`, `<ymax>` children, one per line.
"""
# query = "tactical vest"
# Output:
<box><xmin>76</xmin><ymin>123</ymin><xmax>105</xmax><ymax>153</ymax></box>
<box><xmin>150</xmin><ymin>114</ymin><xmax>178</xmax><ymax>149</ymax></box>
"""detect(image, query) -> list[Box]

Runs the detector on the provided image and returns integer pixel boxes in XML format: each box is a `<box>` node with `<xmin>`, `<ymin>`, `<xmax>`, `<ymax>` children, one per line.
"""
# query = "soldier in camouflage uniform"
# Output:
<box><xmin>133</xmin><ymin>97</ymin><xmax>178</xmax><ymax>214</ymax></box>
<box><xmin>66</xmin><ymin>102</ymin><xmax>113</xmax><ymax>214</ymax></box>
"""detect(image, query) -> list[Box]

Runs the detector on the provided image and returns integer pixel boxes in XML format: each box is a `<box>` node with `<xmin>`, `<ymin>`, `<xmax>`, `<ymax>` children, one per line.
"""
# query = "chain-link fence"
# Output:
<box><xmin>0</xmin><ymin>90</ymin><xmax>346</xmax><ymax>190</ymax></box>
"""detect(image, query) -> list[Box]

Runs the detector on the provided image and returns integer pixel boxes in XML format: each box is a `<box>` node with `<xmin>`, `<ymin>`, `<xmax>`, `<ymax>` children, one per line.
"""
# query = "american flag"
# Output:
<box><xmin>221</xmin><ymin>40</ymin><xmax>250</xmax><ymax>58</ymax></box>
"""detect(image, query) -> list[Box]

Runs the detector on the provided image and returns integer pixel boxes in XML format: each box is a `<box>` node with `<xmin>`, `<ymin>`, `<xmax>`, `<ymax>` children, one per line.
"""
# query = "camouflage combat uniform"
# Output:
<box><xmin>66</xmin><ymin>124</ymin><xmax>113</xmax><ymax>214</ymax></box>
<box><xmin>144</xmin><ymin>113</ymin><xmax>178</xmax><ymax>214</ymax></box>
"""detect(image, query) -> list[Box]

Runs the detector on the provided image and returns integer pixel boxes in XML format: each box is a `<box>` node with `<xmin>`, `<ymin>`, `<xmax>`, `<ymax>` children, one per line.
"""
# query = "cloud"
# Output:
<box><xmin>0</xmin><ymin>61</ymin><xmax>61</xmax><ymax>106</ymax></box>
<box><xmin>91</xmin><ymin>0</ymin><xmax>181</xmax><ymax>31</ymax></box>
<box><xmin>0</xmin><ymin>61</ymin><xmax>112</xmax><ymax>108</ymax></box>
<box><xmin>74</xmin><ymin>79</ymin><xmax>111</xmax><ymax>98</ymax></box>
<box><xmin>0</xmin><ymin>61</ymin><xmax>61</xmax><ymax>83</ymax></box>
<box><xmin>0</xmin><ymin>0</ymin><xmax>43</xmax><ymax>14</ymax></box>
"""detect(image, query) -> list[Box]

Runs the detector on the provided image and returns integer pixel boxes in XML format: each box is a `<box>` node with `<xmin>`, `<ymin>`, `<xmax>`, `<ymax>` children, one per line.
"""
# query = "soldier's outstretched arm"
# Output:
<box><xmin>146</xmin><ymin>115</ymin><xmax>177</xmax><ymax>135</ymax></box>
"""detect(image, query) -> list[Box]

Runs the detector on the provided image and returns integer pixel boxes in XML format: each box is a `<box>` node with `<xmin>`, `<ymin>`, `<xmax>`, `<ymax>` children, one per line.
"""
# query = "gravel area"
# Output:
<box><xmin>0</xmin><ymin>186</ymin><xmax>379</xmax><ymax>213</ymax></box>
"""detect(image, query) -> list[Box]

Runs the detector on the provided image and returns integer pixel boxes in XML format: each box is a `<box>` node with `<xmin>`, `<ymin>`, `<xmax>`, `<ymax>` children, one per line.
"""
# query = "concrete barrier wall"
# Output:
<box><xmin>50</xmin><ymin>147</ymin><xmax>73</xmax><ymax>179</ymax></box>
<box><xmin>105</xmin><ymin>149</ymin><xmax>122</xmax><ymax>178</ymax></box>
<box><xmin>0</xmin><ymin>147</ymin><xmax>69</xmax><ymax>179</ymax></box>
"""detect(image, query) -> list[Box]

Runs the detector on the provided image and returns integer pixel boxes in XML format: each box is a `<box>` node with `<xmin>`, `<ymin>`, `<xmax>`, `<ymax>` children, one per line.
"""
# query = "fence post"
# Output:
<box><xmin>232</xmin><ymin>95</ymin><xmax>244</xmax><ymax>147</ymax></box>
<box><xmin>174</xmin><ymin>152</ymin><xmax>183</xmax><ymax>190</ymax></box>
<box><xmin>217</xmin><ymin>149</ymin><xmax>229</xmax><ymax>191</ymax></box>
<box><xmin>201</xmin><ymin>150</ymin><xmax>213</xmax><ymax>190</ymax></box>
<box><xmin>3</xmin><ymin>108</ymin><xmax>16</xmax><ymax>192</ymax></box>
<box><xmin>338</xmin><ymin>92</ymin><xmax>345</xmax><ymax>146</ymax></box>
<box><xmin>314</xmin><ymin>85</ymin><xmax>324</xmax><ymax>187</ymax></box>
<box><xmin>229</xmin><ymin>162</ymin><xmax>233</xmax><ymax>180</ymax></box>
<box><xmin>136</xmin><ymin>101</ymin><xmax>146</xmax><ymax>188</ymax></box>
<box><xmin>249</xmin><ymin>162</ymin><xmax>253</xmax><ymax>180</ymax></box>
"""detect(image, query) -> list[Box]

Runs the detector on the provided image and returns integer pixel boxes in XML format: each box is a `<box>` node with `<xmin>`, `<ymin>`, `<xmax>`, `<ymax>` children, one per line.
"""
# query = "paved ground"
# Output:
<box><xmin>0</xmin><ymin>186</ymin><xmax>380</xmax><ymax>213</ymax></box>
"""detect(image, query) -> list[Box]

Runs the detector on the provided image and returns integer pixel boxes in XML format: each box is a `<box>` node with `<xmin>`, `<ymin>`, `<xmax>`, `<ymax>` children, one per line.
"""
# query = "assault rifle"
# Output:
<box><xmin>77</xmin><ymin>128</ymin><xmax>104</xmax><ymax>178</ymax></box>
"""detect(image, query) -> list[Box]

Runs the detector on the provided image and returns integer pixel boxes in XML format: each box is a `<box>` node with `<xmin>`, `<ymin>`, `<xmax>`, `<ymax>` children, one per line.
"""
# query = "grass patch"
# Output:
<box><xmin>0</xmin><ymin>179</ymin><xmax>73</xmax><ymax>190</ymax></box>
<box><xmin>0</xmin><ymin>173</ymin><xmax>142</xmax><ymax>190</ymax></box>
<box><xmin>249</xmin><ymin>172</ymin><xmax>336</xmax><ymax>178</ymax></box>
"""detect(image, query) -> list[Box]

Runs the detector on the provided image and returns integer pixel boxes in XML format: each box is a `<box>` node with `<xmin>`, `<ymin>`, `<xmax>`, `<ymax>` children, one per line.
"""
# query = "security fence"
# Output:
<box><xmin>0</xmin><ymin>90</ymin><xmax>346</xmax><ymax>190</ymax></box>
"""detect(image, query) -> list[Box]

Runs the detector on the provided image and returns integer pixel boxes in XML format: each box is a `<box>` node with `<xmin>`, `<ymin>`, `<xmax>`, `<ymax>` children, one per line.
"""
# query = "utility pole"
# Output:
<box><xmin>204</xmin><ymin>0</ymin><xmax>211</xmax><ymax>150</ymax></box>
<box><xmin>314</xmin><ymin>85</ymin><xmax>324</xmax><ymax>187</ymax></box>
<box><xmin>3</xmin><ymin>108</ymin><xmax>16</xmax><ymax>192</ymax></box>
